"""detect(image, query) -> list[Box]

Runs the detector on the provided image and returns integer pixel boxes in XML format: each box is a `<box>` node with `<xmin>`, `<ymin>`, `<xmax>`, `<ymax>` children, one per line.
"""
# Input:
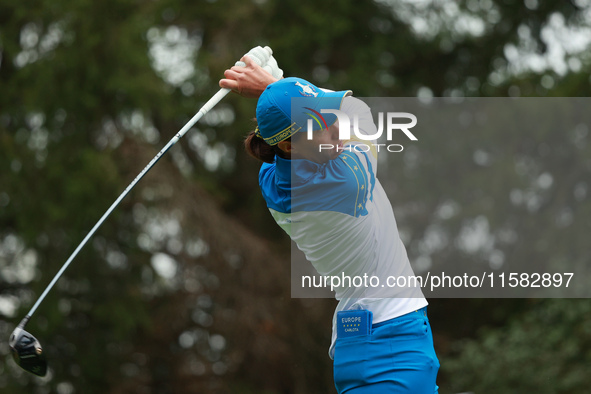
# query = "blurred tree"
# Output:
<box><xmin>443</xmin><ymin>298</ymin><xmax>591</xmax><ymax>394</ymax></box>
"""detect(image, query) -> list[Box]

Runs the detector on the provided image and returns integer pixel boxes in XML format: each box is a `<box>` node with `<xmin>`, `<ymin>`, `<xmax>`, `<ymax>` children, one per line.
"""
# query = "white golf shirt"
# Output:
<box><xmin>258</xmin><ymin>96</ymin><xmax>427</xmax><ymax>358</ymax></box>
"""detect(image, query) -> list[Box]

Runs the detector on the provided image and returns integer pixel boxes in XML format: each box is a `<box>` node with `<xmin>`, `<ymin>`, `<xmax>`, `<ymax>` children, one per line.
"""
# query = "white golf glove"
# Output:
<box><xmin>235</xmin><ymin>46</ymin><xmax>283</xmax><ymax>80</ymax></box>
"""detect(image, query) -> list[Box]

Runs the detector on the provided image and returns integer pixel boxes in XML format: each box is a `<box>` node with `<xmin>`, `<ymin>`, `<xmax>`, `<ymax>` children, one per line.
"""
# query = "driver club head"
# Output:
<box><xmin>9</xmin><ymin>326</ymin><xmax>47</xmax><ymax>377</ymax></box>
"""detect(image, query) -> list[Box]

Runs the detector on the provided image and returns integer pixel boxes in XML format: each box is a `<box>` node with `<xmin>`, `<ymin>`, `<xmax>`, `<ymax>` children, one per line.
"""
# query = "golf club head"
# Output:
<box><xmin>9</xmin><ymin>326</ymin><xmax>47</xmax><ymax>377</ymax></box>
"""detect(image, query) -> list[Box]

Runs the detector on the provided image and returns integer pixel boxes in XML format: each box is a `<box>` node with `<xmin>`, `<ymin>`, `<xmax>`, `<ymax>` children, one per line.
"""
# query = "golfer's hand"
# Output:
<box><xmin>219</xmin><ymin>55</ymin><xmax>279</xmax><ymax>98</ymax></box>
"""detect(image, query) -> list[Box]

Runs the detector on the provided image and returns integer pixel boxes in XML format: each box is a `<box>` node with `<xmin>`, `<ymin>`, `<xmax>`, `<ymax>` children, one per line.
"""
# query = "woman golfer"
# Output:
<box><xmin>221</xmin><ymin>56</ymin><xmax>439</xmax><ymax>393</ymax></box>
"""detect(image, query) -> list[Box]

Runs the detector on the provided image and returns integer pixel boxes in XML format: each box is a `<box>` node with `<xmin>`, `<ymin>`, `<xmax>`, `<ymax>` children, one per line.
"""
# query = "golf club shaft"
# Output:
<box><xmin>23</xmin><ymin>87</ymin><xmax>232</xmax><ymax>322</ymax></box>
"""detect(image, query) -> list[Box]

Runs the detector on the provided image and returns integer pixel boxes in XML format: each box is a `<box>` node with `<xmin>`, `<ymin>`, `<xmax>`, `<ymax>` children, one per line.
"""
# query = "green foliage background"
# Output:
<box><xmin>1</xmin><ymin>0</ymin><xmax>590</xmax><ymax>393</ymax></box>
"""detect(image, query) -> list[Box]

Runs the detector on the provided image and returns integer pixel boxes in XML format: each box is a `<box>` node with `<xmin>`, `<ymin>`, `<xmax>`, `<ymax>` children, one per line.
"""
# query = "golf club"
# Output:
<box><xmin>9</xmin><ymin>45</ymin><xmax>282</xmax><ymax>377</ymax></box>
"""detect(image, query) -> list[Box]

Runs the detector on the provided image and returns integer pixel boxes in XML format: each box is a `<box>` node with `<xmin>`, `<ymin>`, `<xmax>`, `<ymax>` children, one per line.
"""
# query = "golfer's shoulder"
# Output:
<box><xmin>332</xmin><ymin>149</ymin><xmax>373</xmax><ymax>177</ymax></box>
<box><xmin>258</xmin><ymin>161</ymin><xmax>280</xmax><ymax>191</ymax></box>
<box><xmin>341</xmin><ymin>96</ymin><xmax>371</xmax><ymax>115</ymax></box>
<box><xmin>322</xmin><ymin>152</ymin><xmax>372</xmax><ymax>194</ymax></box>
<box><xmin>258</xmin><ymin>161</ymin><xmax>293</xmax><ymax>212</ymax></box>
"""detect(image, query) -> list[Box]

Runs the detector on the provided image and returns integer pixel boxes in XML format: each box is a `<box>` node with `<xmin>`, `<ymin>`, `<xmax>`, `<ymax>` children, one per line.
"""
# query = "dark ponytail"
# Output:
<box><xmin>244</xmin><ymin>130</ymin><xmax>277</xmax><ymax>163</ymax></box>
<box><xmin>244</xmin><ymin>119</ymin><xmax>290</xmax><ymax>163</ymax></box>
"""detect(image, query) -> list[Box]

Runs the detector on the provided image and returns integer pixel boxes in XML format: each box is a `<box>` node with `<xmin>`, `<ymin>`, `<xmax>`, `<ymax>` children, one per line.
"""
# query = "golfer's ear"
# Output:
<box><xmin>277</xmin><ymin>140</ymin><xmax>293</xmax><ymax>153</ymax></box>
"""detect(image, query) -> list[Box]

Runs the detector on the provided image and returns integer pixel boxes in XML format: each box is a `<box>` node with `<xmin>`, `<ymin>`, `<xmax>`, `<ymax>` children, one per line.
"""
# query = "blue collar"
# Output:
<box><xmin>275</xmin><ymin>156</ymin><xmax>323</xmax><ymax>185</ymax></box>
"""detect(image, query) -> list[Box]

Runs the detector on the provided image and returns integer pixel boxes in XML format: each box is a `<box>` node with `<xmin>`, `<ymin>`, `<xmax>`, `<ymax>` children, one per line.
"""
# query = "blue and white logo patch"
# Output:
<box><xmin>336</xmin><ymin>309</ymin><xmax>372</xmax><ymax>339</ymax></box>
<box><xmin>295</xmin><ymin>81</ymin><xmax>319</xmax><ymax>97</ymax></box>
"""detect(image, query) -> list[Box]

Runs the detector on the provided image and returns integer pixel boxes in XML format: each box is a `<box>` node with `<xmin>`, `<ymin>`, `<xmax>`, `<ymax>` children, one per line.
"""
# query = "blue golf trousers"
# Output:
<box><xmin>333</xmin><ymin>307</ymin><xmax>439</xmax><ymax>393</ymax></box>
